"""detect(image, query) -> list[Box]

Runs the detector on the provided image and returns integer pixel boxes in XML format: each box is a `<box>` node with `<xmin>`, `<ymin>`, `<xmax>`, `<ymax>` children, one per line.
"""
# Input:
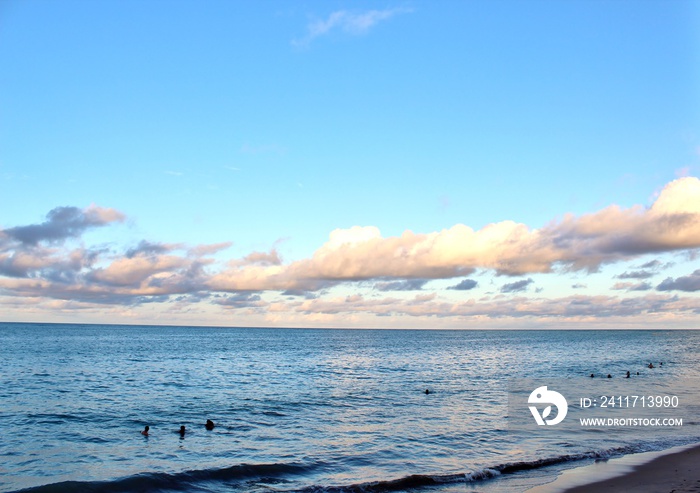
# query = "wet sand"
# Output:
<box><xmin>526</xmin><ymin>443</ymin><xmax>700</xmax><ymax>493</ymax></box>
<box><xmin>563</xmin><ymin>444</ymin><xmax>700</xmax><ymax>492</ymax></box>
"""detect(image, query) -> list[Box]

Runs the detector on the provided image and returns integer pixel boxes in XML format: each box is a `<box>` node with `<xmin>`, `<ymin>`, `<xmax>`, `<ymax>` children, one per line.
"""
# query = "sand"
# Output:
<box><xmin>526</xmin><ymin>443</ymin><xmax>700</xmax><ymax>493</ymax></box>
<box><xmin>563</xmin><ymin>444</ymin><xmax>700</xmax><ymax>493</ymax></box>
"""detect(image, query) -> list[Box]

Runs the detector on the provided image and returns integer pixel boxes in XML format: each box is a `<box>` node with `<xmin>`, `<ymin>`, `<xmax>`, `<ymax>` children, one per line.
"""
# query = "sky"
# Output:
<box><xmin>1</xmin><ymin>0</ymin><xmax>699</xmax><ymax>328</ymax></box>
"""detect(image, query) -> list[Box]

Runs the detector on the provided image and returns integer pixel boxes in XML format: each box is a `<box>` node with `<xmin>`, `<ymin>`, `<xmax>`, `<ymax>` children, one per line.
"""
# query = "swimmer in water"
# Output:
<box><xmin>648</xmin><ymin>363</ymin><xmax>655</xmax><ymax>369</ymax></box>
<box><xmin>205</xmin><ymin>419</ymin><xmax>215</xmax><ymax>430</ymax></box>
<box><xmin>607</xmin><ymin>374</ymin><xmax>612</xmax><ymax>378</ymax></box>
<box><xmin>425</xmin><ymin>389</ymin><xmax>431</xmax><ymax>395</ymax></box>
<box><xmin>179</xmin><ymin>425</ymin><xmax>186</xmax><ymax>437</ymax></box>
<box><xmin>590</xmin><ymin>373</ymin><xmax>595</xmax><ymax>378</ymax></box>
<box><xmin>141</xmin><ymin>425</ymin><xmax>149</xmax><ymax>436</ymax></box>
<box><xmin>626</xmin><ymin>371</ymin><xmax>631</xmax><ymax>378</ymax></box>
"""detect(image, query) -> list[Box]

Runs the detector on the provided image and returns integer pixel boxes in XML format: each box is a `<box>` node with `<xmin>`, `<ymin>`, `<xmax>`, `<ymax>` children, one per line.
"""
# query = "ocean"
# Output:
<box><xmin>1</xmin><ymin>324</ymin><xmax>699</xmax><ymax>493</ymax></box>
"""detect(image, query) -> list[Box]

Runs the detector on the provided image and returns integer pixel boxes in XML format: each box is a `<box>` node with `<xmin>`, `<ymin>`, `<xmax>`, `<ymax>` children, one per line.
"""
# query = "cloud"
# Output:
<box><xmin>2</xmin><ymin>205</ymin><xmax>124</xmax><ymax>246</ymax></box>
<box><xmin>656</xmin><ymin>270</ymin><xmax>700</xmax><ymax>292</ymax></box>
<box><xmin>188</xmin><ymin>242</ymin><xmax>233</xmax><ymax>257</ymax></box>
<box><xmin>0</xmin><ymin>206</ymin><xmax>222</xmax><ymax>306</ymax></box>
<box><xmin>87</xmin><ymin>254</ymin><xmax>191</xmax><ymax>287</ymax></box>
<box><xmin>126</xmin><ymin>240</ymin><xmax>175</xmax><ymax>258</ymax></box>
<box><xmin>173</xmin><ymin>292</ymin><xmax>211</xmax><ymax>303</ymax></box>
<box><xmin>448</xmin><ymin>279</ymin><xmax>478</xmax><ymax>290</ymax></box>
<box><xmin>612</xmin><ymin>282</ymin><xmax>653</xmax><ymax>291</ymax></box>
<box><xmin>0</xmin><ymin>246</ymin><xmax>99</xmax><ymax>280</ymax></box>
<box><xmin>292</xmin><ymin>292</ymin><xmax>700</xmax><ymax>322</ymax></box>
<box><xmin>281</xmin><ymin>289</ymin><xmax>317</xmax><ymax>299</ymax></box>
<box><xmin>501</xmin><ymin>278</ymin><xmax>534</xmax><ymax>293</ymax></box>
<box><xmin>374</xmin><ymin>279</ymin><xmax>428</xmax><ymax>291</ymax></box>
<box><xmin>572</xmin><ymin>283</ymin><xmax>587</xmax><ymax>289</ymax></box>
<box><xmin>207</xmin><ymin>177</ymin><xmax>700</xmax><ymax>291</ymax></box>
<box><xmin>2</xmin><ymin>177</ymin><xmax>700</xmax><ymax>326</ymax></box>
<box><xmin>297</xmin><ymin>294</ymin><xmax>400</xmax><ymax>315</ymax></box>
<box><xmin>293</xmin><ymin>7</ymin><xmax>412</xmax><ymax>46</ymax></box>
<box><xmin>243</xmin><ymin>249</ymin><xmax>282</xmax><ymax>266</ymax></box>
<box><xmin>616</xmin><ymin>270</ymin><xmax>654</xmax><ymax>280</ymax></box>
<box><xmin>545</xmin><ymin>177</ymin><xmax>700</xmax><ymax>266</ymax></box>
<box><xmin>640</xmin><ymin>260</ymin><xmax>662</xmax><ymax>269</ymax></box>
<box><xmin>213</xmin><ymin>292</ymin><xmax>266</xmax><ymax>309</ymax></box>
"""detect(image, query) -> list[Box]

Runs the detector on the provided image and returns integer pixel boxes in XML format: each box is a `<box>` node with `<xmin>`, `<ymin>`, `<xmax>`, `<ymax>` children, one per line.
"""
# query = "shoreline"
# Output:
<box><xmin>526</xmin><ymin>443</ymin><xmax>700</xmax><ymax>493</ymax></box>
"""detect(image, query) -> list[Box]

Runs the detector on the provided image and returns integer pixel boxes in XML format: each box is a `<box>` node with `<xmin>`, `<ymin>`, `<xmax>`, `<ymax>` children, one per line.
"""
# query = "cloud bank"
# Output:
<box><xmin>1</xmin><ymin>178</ymin><xmax>700</xmax><ymax>325</ymax></box>
<box><xmin>208</xmin><ymin>177</ymin><xmax>700</xmax><ymax>291</ymax></box>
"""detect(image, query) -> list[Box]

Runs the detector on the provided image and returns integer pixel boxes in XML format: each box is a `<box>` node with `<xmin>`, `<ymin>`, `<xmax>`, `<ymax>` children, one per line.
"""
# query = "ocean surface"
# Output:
<box><xmin>1</xmin><ymin>324</ymin><xmax>699</xmax><ymax>493</ymax></box>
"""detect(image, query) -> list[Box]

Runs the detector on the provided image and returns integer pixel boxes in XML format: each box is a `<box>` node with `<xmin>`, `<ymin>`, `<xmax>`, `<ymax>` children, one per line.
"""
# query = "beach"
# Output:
<box><xmin>527</xmin><ymin>443</ymin><xmax>700</xmax><ymax>493</ymax></box>
<box><xmin>565</xmin><ymin>444</ymin><xmax>700</xmax><ymax>493</ymax></box>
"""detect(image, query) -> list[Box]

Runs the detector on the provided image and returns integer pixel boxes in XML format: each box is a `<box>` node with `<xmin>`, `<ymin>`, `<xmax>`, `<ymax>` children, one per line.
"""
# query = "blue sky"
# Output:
<box><xmin>1</xmin><ymin>0</ymin><xmax>699</xmax><ymax>328</ymax></box>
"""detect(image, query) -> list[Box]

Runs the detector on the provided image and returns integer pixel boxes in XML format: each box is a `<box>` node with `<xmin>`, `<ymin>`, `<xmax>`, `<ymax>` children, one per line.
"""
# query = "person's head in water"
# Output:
<box><xmin>607</xmin><ymin>374</ymin><xmax>612</xmax><ymax>378</ymax></box>
<box><xmin>425</xmin><ymin>389</ymin><xmax>430</xmax><ymax>394</ymax></box>
<box><xmin>141</xmin><ymin>425</ymin><xmax>149</xmax><ymax>436</ymax></box>
<box><xmin>590</xmin><ymin>373</ymin><xmax>595</xmax><ymax>378</ymax></box>
<box><xmin>205</xmin><ymin>419</ymin><xmax>215</xmax><ymax>430</ymax></box>
<box><xmin>179</xmin><ymin>425</ymin><xmax>186</xmax><ymax>437</ymax></box>
<box><xmin>626</xmin><ymin>371</ymin><xmax>630</xmax><ymax>378</ymax></box>
<box><xmin>648</xmin><ymin>363</ymin><xmax>654</xmax><ymax>369</ymax></box>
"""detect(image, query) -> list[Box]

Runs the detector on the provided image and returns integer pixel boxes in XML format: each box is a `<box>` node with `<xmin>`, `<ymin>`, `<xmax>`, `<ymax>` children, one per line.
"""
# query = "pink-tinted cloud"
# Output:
<box><xmin>209</xmin><ymin>177</ymin><xmax>700</xmax><ymax>291</ymax></box>
<box><xmin>1</xmin><ymin>178</ymin><xmax>699</xmax><ymax>326</ymax></box>
<box><xmin>293</xmin><ymin>292</ymin><xmax>700</xmax><ymax>321</ymax></box>
<box><xmin>188</xmin><ymin>242</ymin><xmax>233</xmax><ymax>257</ymax></box>
<box><xmin>0</xmin><ymin>213</ymin><xmax>217</xmax><ymax>305</ymax></box>
<box><xmin>88</xmin><ymin>255</ymin><xmax>191</xmax><ymax>287</ymax></box>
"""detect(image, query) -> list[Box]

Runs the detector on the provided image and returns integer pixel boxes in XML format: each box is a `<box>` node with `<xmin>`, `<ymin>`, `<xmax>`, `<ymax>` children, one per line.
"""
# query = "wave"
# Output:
<box><xmin>12</xmin><ymin>440</ymin><xmax>700</xmax><ymax>493</ymax></box>
<box><xmin>11</xmin><ymin>463</ymin><xmax>312</xmax><ymax>493</ymax></box>
<box><xmin>298</xmin><ymin>445</ymin><xmax>666</xmax><ymax>493</ymax></box>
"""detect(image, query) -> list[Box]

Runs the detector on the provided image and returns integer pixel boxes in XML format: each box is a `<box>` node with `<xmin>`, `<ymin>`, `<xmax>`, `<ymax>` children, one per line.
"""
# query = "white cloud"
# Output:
<box><xmin>293</xmin><ymin>7</ymin><xmax>412</xmax><ymax>47</ymax></box>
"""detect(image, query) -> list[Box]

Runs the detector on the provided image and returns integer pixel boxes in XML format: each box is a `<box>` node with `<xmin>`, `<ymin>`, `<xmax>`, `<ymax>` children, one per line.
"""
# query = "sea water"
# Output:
<box><xmin>1</xmin><ymin>324</ymin><xmax>699</xmax><ymax>493</ymax></box>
